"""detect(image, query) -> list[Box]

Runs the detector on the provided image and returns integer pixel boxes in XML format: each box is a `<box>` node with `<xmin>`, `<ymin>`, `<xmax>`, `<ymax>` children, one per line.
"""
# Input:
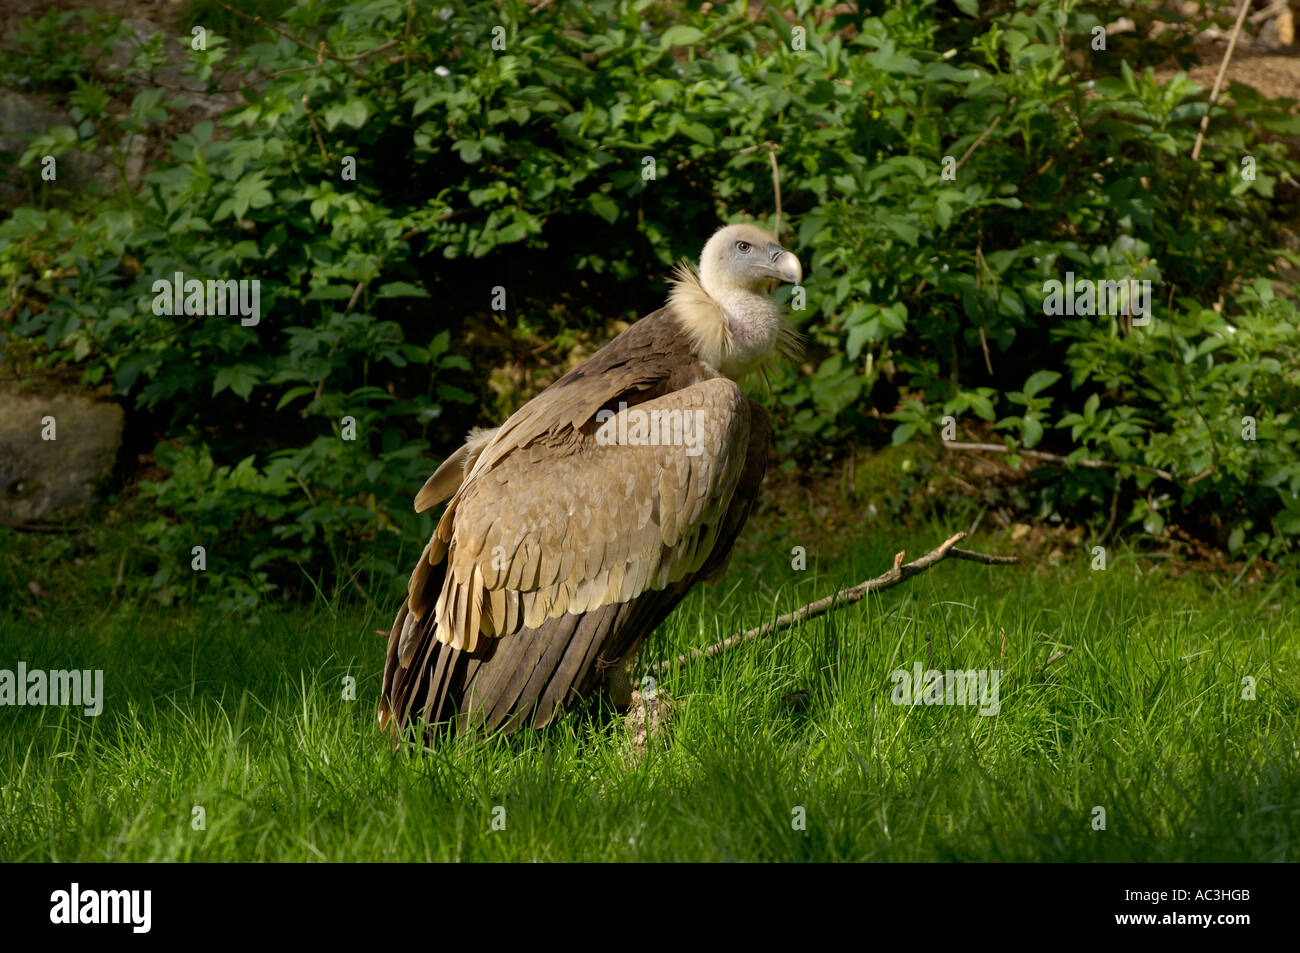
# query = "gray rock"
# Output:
<box><xmin>0</xmin><ymin>389</ymin><xmax>124</xmax><ymax>523</ymax></box>
<box><xmin>0</xmin><ymin>89</ymin><xmax>109</xmax><ymax>207</ymax></box>
<box><xmin>0</xmin><ymin>11</ymin><xmax>243</xmax><ymax>209</ymax></box>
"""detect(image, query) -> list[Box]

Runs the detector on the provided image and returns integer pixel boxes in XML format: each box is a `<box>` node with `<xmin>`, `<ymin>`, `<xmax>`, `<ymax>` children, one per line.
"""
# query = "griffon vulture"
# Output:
<box><xmin>380</xmin><ymin>223</ymin><xmax>802</xmax><ymax>739</ymax></box>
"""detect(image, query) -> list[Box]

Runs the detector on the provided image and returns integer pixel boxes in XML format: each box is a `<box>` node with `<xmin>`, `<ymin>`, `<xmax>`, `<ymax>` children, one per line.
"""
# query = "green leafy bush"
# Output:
<box><xmin>1</xmin><ymin>0</ymin><xmax>1297</xmax><ymax>610</ymax></box>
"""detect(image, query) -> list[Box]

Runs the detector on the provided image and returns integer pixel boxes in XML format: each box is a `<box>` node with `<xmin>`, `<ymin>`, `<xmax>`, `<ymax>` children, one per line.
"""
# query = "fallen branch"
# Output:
<box><xmin>1035</xmin><ymin>647</ymin><xmax>1072</xmax><ymax>673</ymax></box>
<box><xmin>647</xmin><ymin>531</ymin><xmax>1018</xmax><ymax>675</ymax></box>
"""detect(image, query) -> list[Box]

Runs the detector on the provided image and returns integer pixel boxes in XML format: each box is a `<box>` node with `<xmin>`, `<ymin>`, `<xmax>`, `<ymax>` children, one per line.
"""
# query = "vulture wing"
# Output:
<box><xmin>380</xmin><ymin>310</ymin><xmax>770</xmax><ymax>737</ymax></box>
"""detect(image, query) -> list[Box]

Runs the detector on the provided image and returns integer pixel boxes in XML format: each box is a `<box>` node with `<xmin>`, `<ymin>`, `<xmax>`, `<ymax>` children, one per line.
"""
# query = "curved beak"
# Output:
<box><xmin>766</xmin><ymin>242</ymin><xmax>802</xmax><ymax>285</ymax></box>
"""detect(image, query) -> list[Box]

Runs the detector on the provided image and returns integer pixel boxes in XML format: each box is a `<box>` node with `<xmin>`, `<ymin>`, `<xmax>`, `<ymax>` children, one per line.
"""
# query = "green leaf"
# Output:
<box><xmin>275</xmin><ymin>385</ymin><xmax>316</xmax><ymax>412</ymax></box>
<box><xmin>1023</xmin><ymin>370</ymin><xmax>1061</xmax><ymax>398</ymax></box>
<box><xmin>452</xmin><ymin>139</ymin><xmax>483</xmax><ymax>163</ymax></box>
<box><xmin>883</xmin><ymin>216</ymin><xmax>919</xmax><ymax>244</ymax></box>
<box><xmin>377</xmin><ymin>282</ymin><xmax>430</xmax><ymax>299</ymax></box>
<box><xmin>1022</xmin><ymin>415</ymin><xmax>1044</xmax><ymax>449</ymax></box>
<box><xmin>676</xmin><ymin>120</ymin><xmax>715</xmax><ymax>147</ymax></box>
<box><xmin>589</xmin><ymin>193</ymin><xmax>619</xmax><ymax>224</ymax></box>
<box><xmin>323</xmin><ymin>99</ymin><xmax>370</xmax><ymax>130</ymax></box>
<box><xmin>968</xmin><ymin>394</ymin><xmax>996</xmax><ymax>422</ymax></box>
<box><xmin>846</xmin><ymin>322</ymin><xmax>873</xmax><ymax>361</ymax></box>
<box><xmin>660</xmin><ymin>25</ymin><xmax>706</xmax><ymax>47</ymax></box>
<box><xmin>213</xmin><ymin>364</ymin><xmax>261</xmax><ymax>400</ymax></box>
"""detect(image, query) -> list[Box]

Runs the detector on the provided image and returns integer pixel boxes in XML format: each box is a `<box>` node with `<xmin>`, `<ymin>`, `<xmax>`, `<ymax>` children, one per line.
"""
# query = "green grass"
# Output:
<box><xmin>1</xmin><ymin>527</ymin><xmax>1297</xmax><ymax>861</ymax></box>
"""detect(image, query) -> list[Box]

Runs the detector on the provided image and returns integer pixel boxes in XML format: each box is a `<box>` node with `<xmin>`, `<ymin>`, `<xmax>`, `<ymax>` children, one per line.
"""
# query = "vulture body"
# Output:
<box><xmin>380</xmin><ymin>224</ymin><xmax>802</xmax><ymax>740</ymax></box>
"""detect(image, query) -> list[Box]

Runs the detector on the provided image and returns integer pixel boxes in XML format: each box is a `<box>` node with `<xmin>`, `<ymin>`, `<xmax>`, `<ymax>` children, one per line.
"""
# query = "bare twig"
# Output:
<box><xmin>210</xmin><ymin>0</ymin><xmax>367</xmax><ymax>82</ymax></box>
<box><xmin>954</xmin><ymin>97</ymin><xmax>1016</xmax><ymax>173</ymax></box>
<box><xmin>1191</xmin><ymin>0</ymin><xmax>1252</xmax><ymax>162</ymax></box>
<box><xmin>201</xmin><ymin>40</ymin><xmax>409</xmax><ymax>96</ymax></box>
<box><xmin>996</xmin><ymin>645</ymin><xmax>1072</xmax><ymax>687</ymax></box>
<box><xmin>344</xmin><ymin>279</ymin><xmax>367</xmax><ymax>314</ymax></box>
<box><xmin>302</xmin><ymin>89</ymin><xmax>331</xmax><ymax>163</ymax></box>
<box><xmin>308</xmin><ymin>280</ymin><xmax>368</xmax><ymax>407</ymax></box>
<box><xmin>733</xmin><ymin>142</ymin><xmax>784</xmax><ymax>238</ymax></box>
<box><xmin>977</xmin><ymin>323</ymin><xmax>993</xmax><ymax>375</ymax></box>
<box><xmin>768</xmin><ymin>148</ymin><xmax>783</xmax><ymax>239</ymax></box>
<box><xmin>301</xmin><ymin>43</ymin><xmax>331</xmax><ymax>163</ymax></box>
<box><xmin>332</xmin><ymin>39</ymin><xmax>399</xmax><ymax>62</ymax></box>
<box><xmin>1036</xmin><ymin>647</ymin><xmax>1071</xmax><ymax>673</ymax></box>
<box><xmin>974</xmin><ymin>242</ymin><xmax>994</xmax><ymax>374</ymax></box>
<box><xmin>943</xmin><ymin>440</ymin><xmax>1176</xmax><ymax>483</ymax></box>
<box><xmin>647</xmin><ymin>531</ymin><xmax>1017</xmax><ymax>674</ymax></box>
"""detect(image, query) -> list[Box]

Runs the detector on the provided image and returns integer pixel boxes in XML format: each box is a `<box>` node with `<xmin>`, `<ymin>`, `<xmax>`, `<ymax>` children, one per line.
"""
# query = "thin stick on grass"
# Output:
<box><xmin>1035</xmin><ymin>647</ymin><xmax>1071</xmax><ymax>673</ymax></box>
<box><xmin>648</xmin><ymin>531</ymin><xmax>1018</xmax><ymax>675</ymax></box>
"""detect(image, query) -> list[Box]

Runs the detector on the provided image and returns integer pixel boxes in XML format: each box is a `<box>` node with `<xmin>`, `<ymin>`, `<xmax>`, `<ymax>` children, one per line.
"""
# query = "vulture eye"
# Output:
<box><xmin>736</xmin><ymin>241</ymin><xmax>752</xmax><ymax>253</ymax></box>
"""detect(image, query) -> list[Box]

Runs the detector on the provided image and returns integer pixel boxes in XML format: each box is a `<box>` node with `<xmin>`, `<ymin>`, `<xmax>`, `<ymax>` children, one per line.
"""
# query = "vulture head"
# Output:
<box><xmin>698</xmin><ymin>222</ymin><xmax>803</xmax><ymax>293</ymax></box>
<box><xmin>671</xmin><ymin>223</ymin><xmax>803</xmax><ymax>379</ymax></box>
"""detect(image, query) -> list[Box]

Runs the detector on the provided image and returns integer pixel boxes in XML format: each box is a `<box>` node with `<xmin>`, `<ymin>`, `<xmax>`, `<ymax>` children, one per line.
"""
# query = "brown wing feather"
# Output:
<box><xmin>445</xmin><ymin>377</ymin><xmax>747</xmax><ymax>644</ymax></box>
<box><xmin>381</xmin><ymin>399</ymin><xmax>770</xmax><ymax>739</ymax></box>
